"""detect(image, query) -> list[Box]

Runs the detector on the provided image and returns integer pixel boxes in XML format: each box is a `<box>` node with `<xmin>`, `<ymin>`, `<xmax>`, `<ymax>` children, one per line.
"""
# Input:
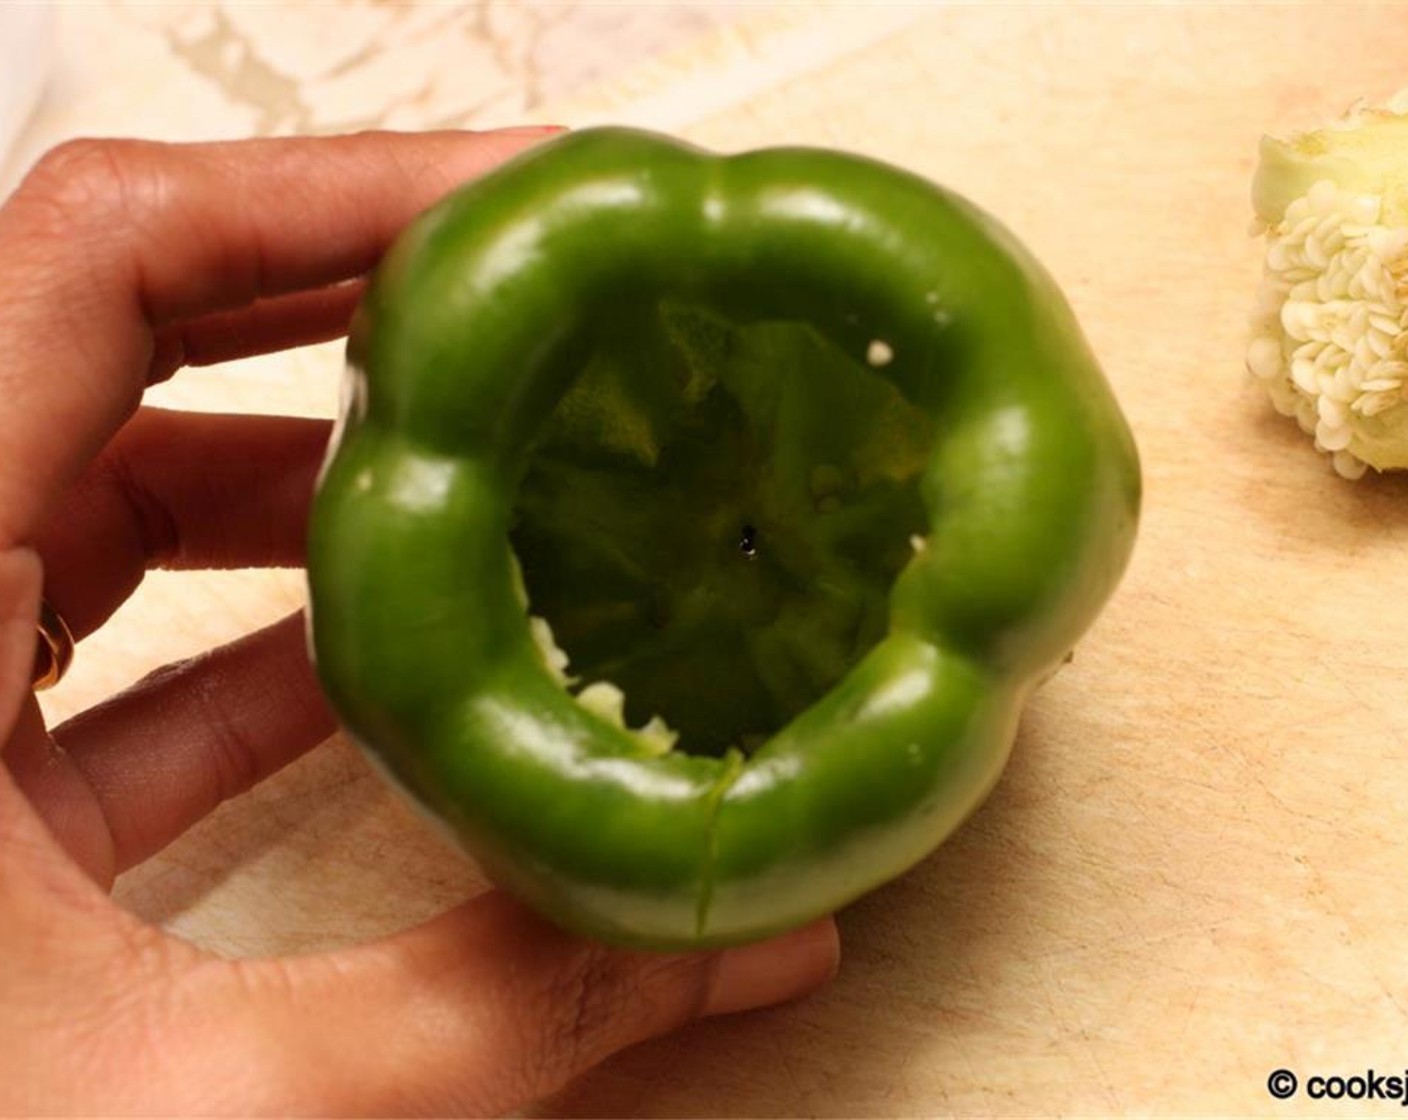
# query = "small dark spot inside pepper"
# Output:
<box><xmin>648</xmin><ymin>590</ymin><xmax>671</xmax><ymax>629</ymax></box>
<box><xmin>739</xmin><ymin>523</ymin><xmax>758</xmax><ymax>558</ymax></box>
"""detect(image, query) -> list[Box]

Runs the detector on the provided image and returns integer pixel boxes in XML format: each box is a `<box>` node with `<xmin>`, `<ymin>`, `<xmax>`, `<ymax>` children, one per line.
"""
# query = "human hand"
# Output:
<box><xmin>0</xmin><ymin>130</ymin><xmax>839</xmax><ymax>1115</ymax></box>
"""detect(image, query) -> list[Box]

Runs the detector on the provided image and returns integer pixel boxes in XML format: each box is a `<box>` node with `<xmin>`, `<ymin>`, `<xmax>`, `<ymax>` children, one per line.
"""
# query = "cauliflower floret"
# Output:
<box><xmin>1247</xmin><ymin>92</ymin><xmax>1408</xmax><ymax>479</ymax></box>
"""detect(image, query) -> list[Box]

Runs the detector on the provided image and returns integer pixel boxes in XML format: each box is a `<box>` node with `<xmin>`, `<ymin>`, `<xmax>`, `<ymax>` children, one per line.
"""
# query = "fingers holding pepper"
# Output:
<box><xmin>0</xmin><ymin>128</ymin><xmax>839</xmax><ymax>1116</ymax></box>
<box><xmin>0</xmin><ymin>128</ymin><xmax>564</xmax><ymax>551</ymax></box>
<box><xmin>32</xmin><ymin>409</ymin><xmax>331</xmax><ymax>640</ymax></box>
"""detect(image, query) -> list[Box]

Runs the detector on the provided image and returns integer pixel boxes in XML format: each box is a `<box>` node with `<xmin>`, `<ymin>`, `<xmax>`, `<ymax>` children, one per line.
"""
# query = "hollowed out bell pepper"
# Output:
<box><xmin>306</xmin><ymin>127</ymin><xmax>1140</xmax><ymax>949</ymax></box>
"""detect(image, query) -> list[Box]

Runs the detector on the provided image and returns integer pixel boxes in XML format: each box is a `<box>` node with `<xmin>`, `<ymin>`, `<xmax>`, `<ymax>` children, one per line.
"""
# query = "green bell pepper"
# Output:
<box><xmin>307</xmin><ymin>127</ymin><xmax>1140</xmax><ymax>949</ymax></box>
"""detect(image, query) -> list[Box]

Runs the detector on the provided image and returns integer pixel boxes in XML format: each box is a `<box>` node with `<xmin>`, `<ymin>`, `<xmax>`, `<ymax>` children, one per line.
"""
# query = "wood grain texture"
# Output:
<box><xmin>20</xmin><ymin>4</ymin><xmax>1408</xmax><ymax>1116</ymax></box>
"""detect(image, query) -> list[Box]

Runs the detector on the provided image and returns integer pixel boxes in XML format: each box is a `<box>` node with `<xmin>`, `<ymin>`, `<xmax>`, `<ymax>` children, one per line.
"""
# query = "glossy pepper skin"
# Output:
<box><xmin>307</xmin><ymin>128</ymin><xmax>1140</xmax><ymax>949</ymax></box>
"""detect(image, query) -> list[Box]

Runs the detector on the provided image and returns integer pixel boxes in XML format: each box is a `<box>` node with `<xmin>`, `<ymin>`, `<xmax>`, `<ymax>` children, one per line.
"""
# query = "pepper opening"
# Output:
<box><xmin>509</xmin><ymin>300</ymin><xmax>935</xmax><ymax>756</ymax></box>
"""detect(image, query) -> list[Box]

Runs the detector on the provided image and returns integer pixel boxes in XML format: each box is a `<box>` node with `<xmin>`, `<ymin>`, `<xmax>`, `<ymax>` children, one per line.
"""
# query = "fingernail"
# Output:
<box><xmin>491</xmin><ymin>125</ymin><xmax>570</xmax><ymax>137</ymax></box>
<box><xmin>704</xmin><ymin>918</ymin><xmax>840</xmax><ymax>1016</ymax></box>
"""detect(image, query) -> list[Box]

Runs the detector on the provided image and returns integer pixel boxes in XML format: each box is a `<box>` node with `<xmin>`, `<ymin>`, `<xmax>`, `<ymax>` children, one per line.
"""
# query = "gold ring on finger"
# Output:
<box><xmin>32</xmin><ymin>599</ymin><xmax>75</xmax><ymax>691</ymax></box>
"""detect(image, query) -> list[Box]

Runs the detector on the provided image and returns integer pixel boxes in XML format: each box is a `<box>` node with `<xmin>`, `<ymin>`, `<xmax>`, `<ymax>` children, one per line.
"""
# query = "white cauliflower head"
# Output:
<box><xmin>1247</xmin><ymin>91</ymin><xmax>1408</xmax><ymax>479</ymax></box>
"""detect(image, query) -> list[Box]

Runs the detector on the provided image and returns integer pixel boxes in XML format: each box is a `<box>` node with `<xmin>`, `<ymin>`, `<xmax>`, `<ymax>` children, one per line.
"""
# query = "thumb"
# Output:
<box><xmin>238</xmin><ymin>891</ymin><xmax>839</xmax><ymax>1115</ymax></box>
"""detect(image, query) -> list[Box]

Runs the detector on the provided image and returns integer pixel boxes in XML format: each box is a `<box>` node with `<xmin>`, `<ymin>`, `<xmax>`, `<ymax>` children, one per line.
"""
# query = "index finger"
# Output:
<box><xmin>0</xmin><ymin>127</ymin><xmax>560</xmax><ymax>551</ymax></box>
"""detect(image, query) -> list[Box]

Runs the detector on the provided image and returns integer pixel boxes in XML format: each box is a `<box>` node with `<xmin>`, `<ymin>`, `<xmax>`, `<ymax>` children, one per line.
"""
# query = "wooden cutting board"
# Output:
<box><xmin>21</xmin><ymin>4</ymin><xmax>1408</xmax><ymax>1115</ymax></box>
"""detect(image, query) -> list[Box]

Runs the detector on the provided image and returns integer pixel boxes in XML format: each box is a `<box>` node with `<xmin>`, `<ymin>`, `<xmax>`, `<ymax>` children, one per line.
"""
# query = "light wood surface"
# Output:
<box><xmin>13</xmin><ymin>4</ymin><xmax>1408</xmax><ymax>1115</ymax></box>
